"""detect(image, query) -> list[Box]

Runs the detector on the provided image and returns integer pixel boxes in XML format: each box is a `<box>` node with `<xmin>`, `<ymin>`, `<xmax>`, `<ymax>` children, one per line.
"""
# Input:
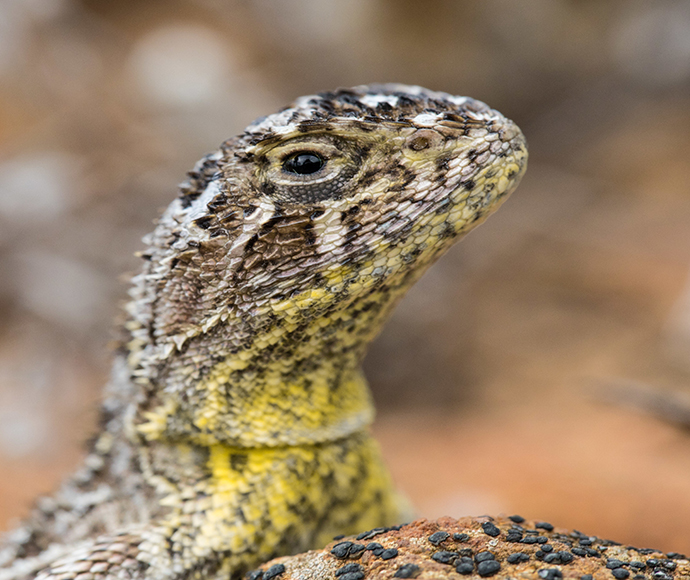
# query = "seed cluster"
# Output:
<box><xmin>250</xmin><ymin>516</ymin><xmax>690</xmax><ymax>580</ymax></box>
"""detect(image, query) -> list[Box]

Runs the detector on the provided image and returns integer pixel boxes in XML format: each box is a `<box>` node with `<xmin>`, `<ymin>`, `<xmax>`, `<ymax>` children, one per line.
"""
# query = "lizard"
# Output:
<box><xmin>0</xmin><ymin>84</ymin><xmax>527</xmax><ymax>580</ymax></box>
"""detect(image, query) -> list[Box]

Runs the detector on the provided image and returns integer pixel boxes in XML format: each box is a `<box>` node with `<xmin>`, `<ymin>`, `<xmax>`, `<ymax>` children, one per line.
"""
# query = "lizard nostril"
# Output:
<box><xmin>406</xmin><ymin>130</ymin><xmax>440</xmax><ymax>151</ymax></box>
<box><xmin>408</xmin><ymin>136</ymin><xmax>430</xmax><ymax>151</ymax></box>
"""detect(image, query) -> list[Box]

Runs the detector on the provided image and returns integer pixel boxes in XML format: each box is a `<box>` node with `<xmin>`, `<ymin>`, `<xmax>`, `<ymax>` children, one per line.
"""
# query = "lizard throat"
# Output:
<box><xmin>130</xmin><ymin>284</ymin><xmax>408</xmax><ymax>448</ymax></box>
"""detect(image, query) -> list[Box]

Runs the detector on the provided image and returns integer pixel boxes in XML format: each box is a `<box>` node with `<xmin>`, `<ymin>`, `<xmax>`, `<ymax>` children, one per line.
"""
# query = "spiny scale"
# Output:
<box><xmin>0</xmin><ymin>85</ymin><xmax>527</xmax><ymax>580</ymax></box>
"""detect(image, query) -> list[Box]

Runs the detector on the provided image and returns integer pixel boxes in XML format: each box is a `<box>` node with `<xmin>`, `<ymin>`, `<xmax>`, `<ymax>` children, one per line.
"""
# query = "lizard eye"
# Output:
<box><xmin>282</xmin><ymin>152</ymin><xmax>325</xmax><ymax>175</ymax></box>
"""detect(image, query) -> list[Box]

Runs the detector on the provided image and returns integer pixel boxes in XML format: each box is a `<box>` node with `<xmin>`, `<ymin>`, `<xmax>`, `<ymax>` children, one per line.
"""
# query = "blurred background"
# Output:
<box><xmin>3</xmin><ymin>0</ymin><xmax>690</xmax><ymax>553</ymax></box>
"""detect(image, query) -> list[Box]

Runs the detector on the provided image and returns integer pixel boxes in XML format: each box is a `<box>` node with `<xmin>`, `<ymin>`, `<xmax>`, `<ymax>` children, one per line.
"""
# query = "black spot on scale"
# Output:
<box><xmin>356</xmin><ymin>168</ymin><xmax>380</xmax><ymax>190</ymax></box>
<box><xmin>436</xmin><ymin>156</ymin><xmax>450</xmax><ymax>173</ymax></box>
<box><xmin>442</xmin><ymin>112</ymin><xmax>465</xmax><ymax>123</ymax></box>
<box><xmin>194</xmin><ymin>216</ymin><xmax>214</xmax><ymax>230</ymax></box>
<box><xmin>261</xmin><ymin>181</ymin><xmax>276</xmax><ymax>197</ymax></box>
<box><xmin>350</xmin><ymin>120</ymin><xmax>377</xmax><ymax>133</ymax></box>
<box><xmin>206</xmin><ymin>193</ymin><xmax>229</xmax><ymax>212</ymax></box>
<box><xmin>230</xmin><ymin>453</ymin><xmax>248</xmax><ymax>472</ymax></box>
<box><xmin>438</xmin><ymin>222</ymin><xmax>455</xmax><ymax>239</ymax></box>
<box><xmin>341</xmin><ymin>204</ymin><xmax>361</xmax><ymax>220</ymax></box>
<box><xmin>434</xmin><ymin>197</ymin><xmax>452</xmax><ymax>215</ymax></box>
<box><xmin>303</xmin><ymin>220</ymin><xmax>317</xmax><ymax>246</ymax></box>
<box><xmin>179</xmin><ymin>190</ymin><xmax>203</xmax><ymax>208</ymax></box>
<box><xmin>461</xmin><ymin>179</ymin><xmax>476</xmax><ymax>191</ymax></box>
<box><xmin>243</xmin><ymin>234</ymin><xmax>259</xmax><ymax>255</ymax></box>
<box><xmin>297</xmin><ymin>120</ymin><xmax>333</xmax><ymax>133</ymax></box>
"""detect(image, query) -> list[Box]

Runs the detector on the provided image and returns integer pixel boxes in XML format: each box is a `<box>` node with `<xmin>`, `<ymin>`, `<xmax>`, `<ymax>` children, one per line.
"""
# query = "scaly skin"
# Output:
<box><xmin>0</xmin><ymin>85</ymin><xmax>527</xmax><ymax>580</ymax></box>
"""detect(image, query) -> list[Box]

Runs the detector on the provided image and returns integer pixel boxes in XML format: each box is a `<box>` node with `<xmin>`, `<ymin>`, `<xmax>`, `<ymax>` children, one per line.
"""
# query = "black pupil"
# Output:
<box><xmin>283</xmin><ymin>152</ymin><xmax>324</xmax><ymax>175</ymax></box>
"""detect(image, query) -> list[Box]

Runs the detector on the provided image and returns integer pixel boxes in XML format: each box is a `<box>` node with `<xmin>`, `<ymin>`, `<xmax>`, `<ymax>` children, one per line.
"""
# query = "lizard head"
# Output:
<box><xmin>125</xmin><ymin>84</ymin><xmax>527</xmax><ymax>446</ymax></box>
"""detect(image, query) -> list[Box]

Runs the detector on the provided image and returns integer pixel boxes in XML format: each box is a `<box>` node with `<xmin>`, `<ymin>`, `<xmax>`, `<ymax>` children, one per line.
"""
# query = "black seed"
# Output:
<box><xmin>428</xmin><ymin>532</ymin><xmax>450</xmax><ymax>546</ymax></box>
<box><xmin>246</xmin><ymin>571</ymin><xmax>263</xmax><ymax>580</ymax></box>
<box><xmin>459</xmin><ymin>548</ymin><xmax>473</xmax><ymax>558</ymax></box>
<box><xmin>507</xmin><ymin>532</ymin><xmax>524</xmax><ymax>543</ymax></box>
<box><xmin>651</xmin><ymin>572</ymin><xmax>672</xmax><ymax>580</ymax></box>
<box><xmin>431</xmin><ymin>551</ymin><xmax>458</xmax><ymax>565</ymax></box>
<box><xmin>453</xmin><ymin>533</ymin><xmax>470</xmax><ymax>542</ymax></box>
<box><xmin>366</xmin><ymin>543</ymin><xmax>383</xmax><ymax>556</ymax></box>
<box><xmin>333</xmin><ymin>535</ymin><xmax>345</xmax><ymax>541</ymax></box>
<box><xmin>263</xmin><ymin>564</ymin><xmax>286</xmax><ymax>580</ymax></box>
<box><xmin>394</xmin><ymin>564</ymin><xmax>420</xmax><ymax>579</ymax></box>
<box><xmin>521</xmin><ymin>537</ymin><xmax>538</xmax><ymax>545</ymax></box>
<box><xmin>339</xmin><ymin>573</ymin><xmax>364</xmax><ymax>580</ymax></box>
<box><xmin>581</xmin><ymin>576</ymin><xmax>593</xmax><ymax>580</ymax></box>
<box><xmin>572</xmin><ymin>548</ymin><xmax>587</xmax><ymax>556</ymax></box>
<box><xmin>509</xmin><ymin>515</ymin><xmax>525</xmax><ymax>523</ymax></box>
<box><xmin>538</xmin><ymin>569</ymin><xmax>562</xmax><ymax>580</ymax></box>
<box><xmin>629</xmin><ymin>562</ymin><xmax>645</xmax><ymax>570</ymax></box>
<box><xmin>663</xmin><ymin>560</ymin><xmax>676</xmax><ymax>571</ymax></box>
<box><xmin>380</xmin><ymin>549</ymin><xmax>398</xmax><ymax>560</ymax></box>
<box><xmin>536</xmin><ymin>522</ymin><xmax>554</xmax><ymax>532</ymax></box>
<box><xmin>456</xmin><ymin>561</ymin><xmax>474</xmax><ymax>575</ymax></box>
<box><xmin>507</xmin><ymin>552</ymin><xmax>530</xmax><ymax>564</ymax></box>
<box><xmin>579</xmin><ymin>539</ymin><xmax>593</xmax><ymax>546</ymax></box>
<box><xmin>482</xmin><ymin>522</ymin><xmax>501</xmax><ymax>538</ymax></box>
<box><xmin>331</xmin><ymin>543</ymin><xmax>353</xmax><ymax>559</ymax></box>
<box><xmin>477</xmin><ymin>560</ymin><xmax>501</xmax><ymax>577</ymax></box>
<box><xmin>336</xmin><ymin>564</ymin><xmax>363</xmax><ymax>577</ymax></box>
<box><xmin>356</xmin><ymin>527</ymin><xmax>388</xmax><ymax>541</ymax></box>
<box><xmin>612</xmin><ymin>569</ymin><xmax>630</xmax><ymax>579</ymax></box>
<box><xmin>543</xmin><ymin>554</ymin><xmax>559</xmax><ymax>564</ymax></box>
<box><xmin>536</xmin><ymin>536</ymin><xmax>549</xmax><ymax>544</ymax></box>
<box><xmin>475</xmin><ymin>552</ymin><xmax>495</xmax><ymax>563</ymax></box>
<box><xmin>349</xmin><ymin>544</ymin><xmax>366</xmax><ymax>558</ymax></box>
<box><xmin>558</xmin><ymin>552</ymin><xmax>573</xmax><ymax>564</ymax></box>
<box><xmin>607</xmin><ymin>559</ymin><xmax>626</xmax><ymax>569</ymax></box>
<box><xmin>541</xmin><ymin>545</ymin><xmax>554</xmax><ymax>553</ymax></box>
<box><xmin>586</xmin><ymin>548</ymin><xmax>599</xmax><ymax>557</ymax></box>
<box><xmin>667</xmin><ymin>552</ymin><xmax>687</xmax><ymax>560</ymax></box>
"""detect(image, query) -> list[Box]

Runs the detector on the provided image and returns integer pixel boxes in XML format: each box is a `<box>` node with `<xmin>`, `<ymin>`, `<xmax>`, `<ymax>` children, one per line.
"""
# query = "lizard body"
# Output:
<box><xmin>0</xmin><ymin>85</ymin><xmax>527</xmax><ymax>580</ymax></box>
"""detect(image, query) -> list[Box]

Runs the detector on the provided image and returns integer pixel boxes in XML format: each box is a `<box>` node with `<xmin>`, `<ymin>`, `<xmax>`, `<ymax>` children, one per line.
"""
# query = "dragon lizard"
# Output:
<box><xmin>0</xmin><ymin>84</ymin><xmax>527</xmax><ymax>580</ymax></box>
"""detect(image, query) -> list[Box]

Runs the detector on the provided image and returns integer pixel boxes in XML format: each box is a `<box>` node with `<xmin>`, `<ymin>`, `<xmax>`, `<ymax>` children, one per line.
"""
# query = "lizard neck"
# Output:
<box><xmin>125</xmin><ymin>268</ymin><xmax>410</xmax><ymax>448</ymax></box>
